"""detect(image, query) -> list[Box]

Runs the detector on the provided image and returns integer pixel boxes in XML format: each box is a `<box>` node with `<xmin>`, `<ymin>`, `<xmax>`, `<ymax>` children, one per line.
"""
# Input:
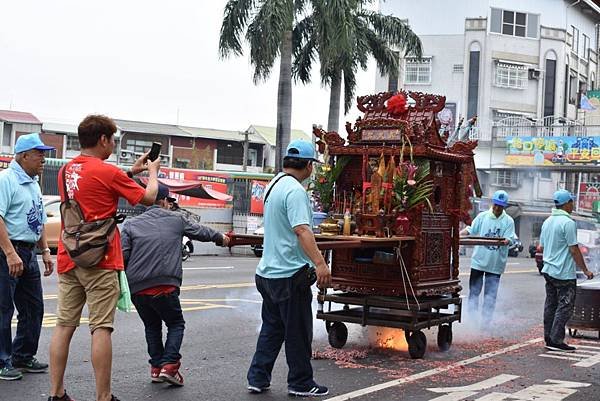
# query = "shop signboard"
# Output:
<box><xmin>250</xmin><ymin>180</ymin><xmax>266</xmax><ymax>214</ymax></box>
<box><xmin>159</xmin><ymin>167</ymin><xmax>230</xmax><ymax>208</ymax></box>
<box><xmin>579</xmin><ymin>182</ymin><xmax>600</xmax><ymax>212</ymax></box>
<box><xmin>505</xmin><ymin>136</ymin><xmax>600</xmax><ymax>165</ymax></box>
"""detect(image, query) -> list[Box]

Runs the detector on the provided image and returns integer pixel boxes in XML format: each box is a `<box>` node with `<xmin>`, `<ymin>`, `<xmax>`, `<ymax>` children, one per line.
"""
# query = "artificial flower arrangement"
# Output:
<box><xmin>391</xmin><ymin>135</ymin><xmax>434</xmax><ymax>213</ymax></box>
<box><xmin>309</xmin><ymin>156</ymin><xmax>350</xmax><ymax>213</ymax></box>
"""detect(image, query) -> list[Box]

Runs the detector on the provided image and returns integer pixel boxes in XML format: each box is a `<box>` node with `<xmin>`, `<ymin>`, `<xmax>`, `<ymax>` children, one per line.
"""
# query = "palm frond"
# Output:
<box><xmin>292</xmin><ymin>36</ymin><xmax>317</xmax><ymax>84</ymax></box>
<box><xmin>218</xmin><ymin>0</ymin><xmax>258</xmax><ymax>58</ymax></box>
<box><xmin>360</xmin><ymin>10</ymin><xmax>423</xmax><ymax>58</ymax></box>
<box><xmin>246</xmin><ymin>0</ymin><xmax>294</xmax><ymax>82</ymax></box>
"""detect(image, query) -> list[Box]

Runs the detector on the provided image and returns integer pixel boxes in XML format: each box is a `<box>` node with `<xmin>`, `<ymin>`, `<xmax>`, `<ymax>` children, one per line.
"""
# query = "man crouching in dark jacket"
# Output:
<box><xmin>121</xmin><ymin>183</ymin><xmax>230</xmax><ymax>386</ymax></box>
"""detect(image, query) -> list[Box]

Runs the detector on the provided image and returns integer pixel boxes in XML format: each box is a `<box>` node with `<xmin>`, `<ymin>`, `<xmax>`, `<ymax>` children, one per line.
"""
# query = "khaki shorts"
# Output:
<box><xmin>57</xmin><ymin>268</ymin><xmax>120</xmax><ymax>333</ymax></box>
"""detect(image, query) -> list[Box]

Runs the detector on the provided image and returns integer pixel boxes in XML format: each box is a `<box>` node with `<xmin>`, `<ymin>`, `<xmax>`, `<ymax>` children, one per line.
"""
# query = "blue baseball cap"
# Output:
<box><xmin>553</xmin><ymin>189</ymin><xmax>575</xmax><ymax>206</ymax></box>
<box><xmin>285</xmin><ymin>140</ymin><xmax>320</xmax><ymax>162</ymax></box>
<box><xmin>492</xmin><ymin>190</ymin><xmax>509</xmax><ymax>207</ymax></box>
<box><xmin>14</xmin><ymin>133</ymin><xmax>55</xmax><ymax>154</ymax></box>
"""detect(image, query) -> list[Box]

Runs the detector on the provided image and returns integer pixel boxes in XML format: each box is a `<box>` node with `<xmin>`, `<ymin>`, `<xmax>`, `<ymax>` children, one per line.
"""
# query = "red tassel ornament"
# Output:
<box><xmin>386</xmin><ymin>94</ymin><xmax>407</xmax><ymax>115</ymax></box>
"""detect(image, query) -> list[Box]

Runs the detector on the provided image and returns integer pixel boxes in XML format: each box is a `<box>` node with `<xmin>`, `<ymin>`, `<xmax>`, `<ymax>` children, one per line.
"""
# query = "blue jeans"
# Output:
<box><xmin>247</xmin><ymin>267</ymin><xmax>316</xmax><ymax>391</ymax></box>
<box><xmin>468</xmin><ymin>268</ymin><xmax>501</xmax><ymax>325</ymax></box>
<box><xmin>131</xmin><ymin>289</ymin><xmax>185</xmax><ymax>367</ymax></box>
<box><xmin>0</xmin><ymin>245</ymin><xmax>44</xmax><ymax>368</ymax></box>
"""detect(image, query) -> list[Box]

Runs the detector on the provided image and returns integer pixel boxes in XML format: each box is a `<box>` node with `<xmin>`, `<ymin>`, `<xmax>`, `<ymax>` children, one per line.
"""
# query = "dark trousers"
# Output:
<box><xmin>468</xmin><ymin>268</ymin><xmax>501</xmax><ymax>325</ymax></box>
<box><xmin>131</xmin><ymin>289</ymin><xmax>185</xmax><ymax>367</ymax></box>
<box><xmin>0</xmin><ymin>246</ymin><xmax>43</xmax><ymax>368</ymax></box>
<box><xmin>247</xmin><ymin>267</ymin><xmax>315</xmax><ymax>391</ymax></box>
<box><xmin>543</xmin><ymin>273</ymin><xmax>576</xmax><ymax>345</ymax></box>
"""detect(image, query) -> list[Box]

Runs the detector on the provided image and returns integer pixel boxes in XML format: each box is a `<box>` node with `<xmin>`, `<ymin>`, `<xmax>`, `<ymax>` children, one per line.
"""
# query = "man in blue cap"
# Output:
<box><xmin>247</xmin><ymin>139</ymin><xmax>331</xmax><ymax>397</ymax></box>
<box><xmin>0</xmin><ymin>133</ymin><xmax>55</xmax><ymax>381</ymax></box>
<box><xmin>462</xmin><ymin>190</ymin><xmax>516</xmax><ymax>327</ymax></box>
<box><xmin>540</xmin><ymin>189</ymin><xmax>593</xmax><ymax>352</ymax></box>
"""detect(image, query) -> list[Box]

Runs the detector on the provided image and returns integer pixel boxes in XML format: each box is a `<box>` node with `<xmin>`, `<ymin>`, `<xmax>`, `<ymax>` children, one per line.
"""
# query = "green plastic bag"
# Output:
<box><xmin>116</xmin><ymin>271</ymin><xmax>133</xmax><ymax>312</ymax></box>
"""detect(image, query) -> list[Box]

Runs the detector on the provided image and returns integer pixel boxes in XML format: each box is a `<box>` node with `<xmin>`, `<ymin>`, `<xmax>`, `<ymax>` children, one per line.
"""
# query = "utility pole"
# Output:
<box><xmin>240</xmin><ymin>129</ymin><xmax>254</xmax><ymax>172</ymax></box>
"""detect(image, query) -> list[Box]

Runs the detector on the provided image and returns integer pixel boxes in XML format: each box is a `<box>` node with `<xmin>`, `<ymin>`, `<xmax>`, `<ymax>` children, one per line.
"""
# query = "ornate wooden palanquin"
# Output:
<box><xmin>313</xmin><ymin>91</ymin><xmax>480</xmax><ymax>297</ymax></box>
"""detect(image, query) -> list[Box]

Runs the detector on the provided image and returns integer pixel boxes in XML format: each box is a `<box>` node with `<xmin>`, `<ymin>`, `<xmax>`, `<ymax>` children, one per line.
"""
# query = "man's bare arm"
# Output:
<box><xmin>569</xmin><ymin>245</ymin><xmax>594</xmax><ymax>279</ymax></box>
<box><xmin>294</xmin><ymin>224</ymin><xmax>331</xmax><ymax>288</ymax></box>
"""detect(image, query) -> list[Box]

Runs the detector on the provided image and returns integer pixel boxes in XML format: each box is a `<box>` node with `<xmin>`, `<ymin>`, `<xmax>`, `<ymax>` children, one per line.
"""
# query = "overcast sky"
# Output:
<box><xmin>0</xmin><ymin>0</ymin><xmax>377</xmax><ymax>134</ymax></box>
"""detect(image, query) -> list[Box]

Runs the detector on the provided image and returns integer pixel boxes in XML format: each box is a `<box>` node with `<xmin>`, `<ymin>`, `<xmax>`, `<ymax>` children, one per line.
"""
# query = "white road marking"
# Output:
<box><xmin>322</xmin><ymin>338</ymin><xmax>543</xmax><ymax>401</ymax></box>
<box><xmin>428</xmin><ymin>376</ymin><xmax>590</xmax><ymax>401</ymax></box>
<box><xmin>539</xmin><ymin>344</ymin><xmax>600</xmax><ymax>367</ymax></box>
<box><xmin>182</xmin><ymin>266</ymin><xmax>235</xmax><ymax>270</ymax></box>
<box><xmin>427</xmin><ymin>375</ymin><xmax>518</xmax><ymax>400</ymax></box>
<box><xmin>428</xmin><ymin>375</ymin><xmax>519</xmax><ymax>393</ymax></box>
<box><xmin>476</xmin><ymin>380</ymin><xmax>590</xmax><ymax>401</ymax></box>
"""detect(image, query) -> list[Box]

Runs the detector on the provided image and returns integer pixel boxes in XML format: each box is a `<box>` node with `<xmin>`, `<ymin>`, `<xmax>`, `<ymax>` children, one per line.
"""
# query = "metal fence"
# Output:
<box><xmin>467</xmin><ymin>116</ymin><xmax>600</xmax><ymax>141</ymax></box>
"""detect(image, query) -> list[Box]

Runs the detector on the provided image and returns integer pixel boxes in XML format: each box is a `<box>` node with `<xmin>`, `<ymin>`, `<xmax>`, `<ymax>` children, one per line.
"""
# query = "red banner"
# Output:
<box><xmin>0</xmin><ymin>156</ymin><xmax>13</xmax><ymax>170</ymax></box>
<box><xmin>159</xmin><ymin>167</ymin><xmax>230</xmax><ymax>208</ymax></box>
<box><xmin>250</xmin><ymin>180</ymin><xmax>267</xmax><ymax>214</ymax></box>
<box><xmin>578</xmin><ymin>182</ymin><xmax>600</xmax><ymax>212</ymax></box>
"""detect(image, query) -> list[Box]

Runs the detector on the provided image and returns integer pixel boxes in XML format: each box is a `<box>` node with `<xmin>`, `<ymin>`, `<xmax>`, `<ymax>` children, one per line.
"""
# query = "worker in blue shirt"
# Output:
<box><xmin>539</xmin><ymin>189</ymin><xmax>593</xmax><ymax>352</ymax></box>
<box><xmin>462</xmin><ymin>190</ymin><xmax>515</xmax><ymax>327</ymax></box>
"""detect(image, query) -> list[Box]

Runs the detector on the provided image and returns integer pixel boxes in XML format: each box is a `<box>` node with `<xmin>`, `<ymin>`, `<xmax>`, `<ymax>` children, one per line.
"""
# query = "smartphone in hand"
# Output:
<box><xmin>148</xmin><ymin>142</ymin><xmax>162</xmax><ymax>162</ymax></box>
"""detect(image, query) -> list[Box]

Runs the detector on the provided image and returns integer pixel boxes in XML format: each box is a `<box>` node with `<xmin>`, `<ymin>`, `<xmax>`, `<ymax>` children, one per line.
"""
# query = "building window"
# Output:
<box><xmin>66</xmin><ymin>135</ymin><xmax>80</xmax><ymax>151</ymax></box>
<box><xmin>126</xmin><ymin>139</ymin><xmax>154</xmax><ymax>154</ymax></box>
<box><xmin>467</xmin><ymin>50</ymin><xmax>480</xmax><ymax>119</ymax></box>
<box><xmin>174</xmin><ymin>158</ymin><xmax>189</xmax><ymax>168</ymax></box>
<box><xmin>490</xmin><ymin>8</ymin><xmax>538</xmax><ymax>38</ymax></box>
<box><xmin>452</xmin><ymin>64</ymin><xmax>464</xmax><ymax>73</ymax></box>
<box><xmin>544</xmin><ymin>59</ymin><xmax>556</xmax><ymax>117</ymax></box>
<box><xmin>216</xmin><ymin>141</ymin><xmax>243</xmax><ymax>165</ymax></box>
<box><xmin>494</xmin><ymin>62</ymin><xmax>527</xmax><ymax>89</ymax></box>
<box><xmin>569</xmin><ymin>74</ymin><xmax>578</xmax><ymax>105</ymax></box>
<box><xmin>582</xmin><ymin>34</ymin><xmax>589</xmax><ymax>58</ymax></box>
<box><xmin>404</xmin><ymin>58</ymin><xmax>431</xmax><ymax>84</ymax></box>
<box><xmin>572</xmin><ymin>26</ymin><xmax>579</xmax><ymax>54</ymax></box>
<box><xmin>540</xmin><ymin>170</ymin><xmax>552</xmax><ymax>180</ymax></box>
<box><xmin>493</xmin><ymin>170</ymin><xmax>518</xmax><ymax>187</ymax></box>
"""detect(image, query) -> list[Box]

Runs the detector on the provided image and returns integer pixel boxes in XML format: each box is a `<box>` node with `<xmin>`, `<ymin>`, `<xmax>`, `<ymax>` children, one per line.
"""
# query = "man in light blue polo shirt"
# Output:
<box><xmin>0</xmin><ymin>133</ymin><xmax>55</xmax><ymax>381</ymax></box>
<box><xmin>247</xmin><ymin>140</ymin><xmax>331</xmax><ymax>397</ymax></box>
<box><xmin>463</xmin><ymin>190</ymin><xmax>515</xmax><ymax>327</ymax></box>
<box><xmin>540</xmin><ymin>189</ymin><xmax>593</xmax><ymax>352</ymax></box>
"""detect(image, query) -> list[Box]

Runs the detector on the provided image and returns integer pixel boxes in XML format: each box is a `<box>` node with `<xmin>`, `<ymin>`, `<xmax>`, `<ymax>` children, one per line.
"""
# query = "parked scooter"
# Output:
<box><xmin>182</xmin><ymin>236</ymin><xmax>194</xmax><ymax>261</ymax></box>
<box><xmin>168</xmin><ymin>200</ymin><xmax>200</xmax><ymax>261</ymax></box>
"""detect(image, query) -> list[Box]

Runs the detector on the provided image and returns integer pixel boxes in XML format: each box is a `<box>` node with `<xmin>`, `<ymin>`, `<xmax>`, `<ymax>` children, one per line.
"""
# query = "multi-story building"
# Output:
<box><xmin>377</xmin><ymin>0</ymin><xmax>600</xmax><ymax>249</ymax></box>
<box><xmin>9</xmin><ymin>112</ymin><xmax>311</xmax><ymax>173</ymax></box>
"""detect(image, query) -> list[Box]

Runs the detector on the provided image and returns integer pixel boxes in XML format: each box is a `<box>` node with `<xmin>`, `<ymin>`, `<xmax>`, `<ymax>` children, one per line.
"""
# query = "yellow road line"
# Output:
<box><xmin>43</xmin><ymin>282</ymin><xmax>256</xmax><ymax>300</ymax></box>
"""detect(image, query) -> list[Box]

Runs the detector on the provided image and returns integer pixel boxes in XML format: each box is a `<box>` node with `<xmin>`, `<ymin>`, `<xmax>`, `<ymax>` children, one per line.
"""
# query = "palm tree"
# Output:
<box><xmin>293</xmin><ymin>0</ymin><xmax>422</xmax><ymax>132</ymax></box>
<box><xmin>219</xmin><ymin>0</ymin><xmax>307</xmax><ymax>172</ymax></box>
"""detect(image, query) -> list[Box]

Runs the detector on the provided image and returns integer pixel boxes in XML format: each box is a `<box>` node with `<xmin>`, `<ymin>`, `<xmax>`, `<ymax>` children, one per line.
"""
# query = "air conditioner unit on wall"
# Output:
<box><xmin>528</xmin><ymin>68</ymin><xmax>541</xmax><ymax>80</ymax></box>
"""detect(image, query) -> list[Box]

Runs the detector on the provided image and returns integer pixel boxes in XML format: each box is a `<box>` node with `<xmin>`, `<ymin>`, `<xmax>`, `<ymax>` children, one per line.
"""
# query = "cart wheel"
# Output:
<box><xmin>437</xmin><ymin>324</ymin><xmax>453</xmax><ymax>352</ymax></box>
<box><xmin>407</xmin><ymin>330</ymin><xmax>427</xmax><ymax>359</ymax></box>
<box><xmin>328</xmin><ymin>322</ymin><xmax>348</xmax><ymax>349</ymax></box>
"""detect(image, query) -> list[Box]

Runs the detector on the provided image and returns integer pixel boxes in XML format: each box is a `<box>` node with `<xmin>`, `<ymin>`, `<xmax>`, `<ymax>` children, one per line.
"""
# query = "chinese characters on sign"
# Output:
<box><xmin>578</xmin><ymin>183</ymin><xmax>600</xmax><ymax>213</ymax></box>
<box><xmin>506</xmin><ymin>136</ymin><xmax>600</xmax><ymax>165</ymax></box>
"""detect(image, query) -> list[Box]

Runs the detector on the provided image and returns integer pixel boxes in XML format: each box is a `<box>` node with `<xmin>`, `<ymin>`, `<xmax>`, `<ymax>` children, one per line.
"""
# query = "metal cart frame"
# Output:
<box><xmin>317</xmin><ymin>290</ymin><xmax>462</xmax><ymax>359</ymax></box>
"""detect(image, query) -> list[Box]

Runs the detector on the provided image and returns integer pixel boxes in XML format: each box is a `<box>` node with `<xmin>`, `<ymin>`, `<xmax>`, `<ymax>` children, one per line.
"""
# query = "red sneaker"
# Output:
<box><xmin>159</xmin><ymin>362</ymin><xmax>184</xmax><ymax>386</ymax></box>
<box><xmin>150</xmin><ymin>366</ymin><xmax>163</xmax><ymax>383</ymax></box>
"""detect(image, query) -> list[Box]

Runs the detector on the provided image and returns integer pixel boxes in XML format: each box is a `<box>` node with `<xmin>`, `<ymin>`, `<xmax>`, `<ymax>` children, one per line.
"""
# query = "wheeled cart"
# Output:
<box><xmin>317</xmin><ymin>290</ymin><xmax>461</xmax><ymax>359</ymax></box>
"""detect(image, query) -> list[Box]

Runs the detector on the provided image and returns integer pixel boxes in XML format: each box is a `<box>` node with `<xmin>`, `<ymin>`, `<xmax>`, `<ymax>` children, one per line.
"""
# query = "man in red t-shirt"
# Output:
<box><xmin>47</xmin><ymin>115</ymin><xmax>161</xmax><ymax>401</ymax></box>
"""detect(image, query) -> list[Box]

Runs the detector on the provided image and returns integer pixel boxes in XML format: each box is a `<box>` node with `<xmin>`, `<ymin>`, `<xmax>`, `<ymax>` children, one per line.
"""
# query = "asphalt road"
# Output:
<box><xmin>3</xmin><ymin>254</ymin><xmax>599</xmax><ymax>401</ymax></box>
